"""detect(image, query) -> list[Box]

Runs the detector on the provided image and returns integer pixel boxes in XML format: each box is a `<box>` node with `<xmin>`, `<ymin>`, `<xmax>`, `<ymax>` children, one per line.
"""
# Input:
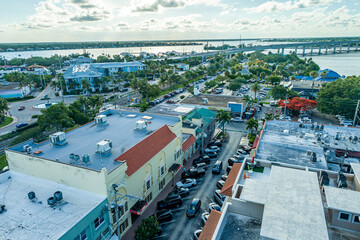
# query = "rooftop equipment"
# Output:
<box><xmin>0</xmin><ymin>205</ymin><xmax>5</xmax><ymax>214</ymax></box>
<box><xmin>47</xmin><ymin>197</ymin><xmax>56</xmax><ymax>206</ymax></box>
<box><xmin>28</xmin><ymin>191</ymin><xmax>37</xmax><ymax>201</ymax></box>
<box><xmin>95</xmin><ymin>115</ymin><xmax>107</xmax><ymax>125</ymax></box>
<box><xmin>96</xmin><ymin>139</ymin><xmax>112</xmax><ymax>155</ymax></box>
<box><xmin>50</xmin><ymin>132</ymin><xmax>67</xmax><ymax>146</ymax></box>
<box><xmin>82</xmin><ymin>154</ymin><xmax>90</xmax><ymax>164</ymax></box>
<box><xmin>135</xmin><ymin>120</ymin><xmax>148</xmax><ymax>131</ymax></box>
<box><xmin>54</xmin><ymin>191</ymin><xmax>63</xmax><ymax>202</ymax></box>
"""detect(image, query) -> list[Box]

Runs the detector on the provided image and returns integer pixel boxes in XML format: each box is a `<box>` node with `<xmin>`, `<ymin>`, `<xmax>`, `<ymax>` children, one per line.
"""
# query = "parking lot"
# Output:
<box><xmin>155</xmin><ymin>124</ymin><xmax>247</xmax><ymax>240</ymax></box>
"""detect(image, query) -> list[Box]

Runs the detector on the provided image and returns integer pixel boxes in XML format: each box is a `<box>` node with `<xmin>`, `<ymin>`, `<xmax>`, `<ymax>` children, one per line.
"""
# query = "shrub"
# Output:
<box><xmin>180</xmin><ymin>95</ymin><xmax>185</xmax><ymax>99</ymax></box>
<box><xmin>55</xmin><ymin>92</ymin><xmax>59</xmax><ymax>97</ymax></box>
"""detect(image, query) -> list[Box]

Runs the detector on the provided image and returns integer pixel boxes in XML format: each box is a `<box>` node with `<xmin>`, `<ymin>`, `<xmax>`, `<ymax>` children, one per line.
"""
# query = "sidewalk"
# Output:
<box><xmin>122</xmin><ymin>150</ymin><xmax>201</xmax><ymax>240</ymax></box>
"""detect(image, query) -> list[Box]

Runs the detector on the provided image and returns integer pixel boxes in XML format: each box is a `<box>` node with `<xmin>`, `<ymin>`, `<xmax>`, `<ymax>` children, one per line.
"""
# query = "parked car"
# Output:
<box><xmin>164</xmin><ymin>94</ymin><xmax>171</xmax><ymax>99</ymax></box>
<box><xmin>221</xmin><ymin>174</ymin><xmax>228</xmax><ymax>181</ymax></box>
<box><xmin>201</xmin><ymin>212</ymin><xmax>210</xmax><ymax>224</ymax></box>
<box><xmin>212</xmin><ymin>161</ymin><xmax>223</xmax><ymax>174</ymax></box>
<box><xmin>169</xmin><ymin>187</ymin><xmax>190</xmax><ymax>198</ymax></box>
<box><xmin>216</xmin><ymin>180</ymin><xmax>225</xmax><ymax>190</ymax></box>
<box><xmin>237</xmin><ymin>149</ymin><xmax>247</xmax><ymax>155</ymax></box>
<box><xmin>176</xmin><ymin>178</ymin><xmax>197</xmax><ymax>188</ymax></box>
<box><xmin>16</xmin><ymin>123</ymin><xmax>28</xmax><ymax>128</ymax></box>
<box><xmin>194</xmin><ymin>229</ymin><xmax>202</xmax><ymax>240</ymax></box>
<box><xmin>204</xmin><ymin>146</ymin><xmax>220</xmax><ymax>153</ymax></box>
<box><xmin>193</xmin><ymin>156</ymin><xmax>211</xmax><ymax>165</ymax></box>
<box><xmin>155</xmin><ymin>210</ymin><xmax>173</xmax><ymax>223</ymax></box>
<box><xmin>214</xmin><ymin>190</ymin><xmax>226</xmax><ymax>206</ymax></box>
<box><xmin>207</xmin><ymin>152</ymin><xmax>218</xmax><ymax>158</ymax></box>
<box><xmin>181</xmin><ymin>168</ymin><xmax>206</xmax><ymax>179</ymax></box>
<box><xmin>270</xmin><ymin>101</ymin><xmax>276</xmax><ymax>106</ymax></box>
<box><xmin>192</xmin><ymin>162</ymin><xmax>208</xmax><ymax>170</ymax></box>
<box><xmin>233</xmin><ymin>154</ymin><xmax>245</xmax><ymax>161</ymax></box>
<box><xmin>18</xmin><ymin>106</ymin><xmax>25</xmax><ymax>111</ymax></box>
<box><xmin>226</xmin><ymin>166</ymin><xmax>232</xmax><ymax>174</ymax></box>
<box><xmin>208</xmin><ymin>202</ymin><xmax>222</xmax><ymax>212</ymax></box>
<box><xmin>228</xmin><ymin>158</ymin><xmax>242</xmax><ymax>166</ymax></box>
<box><xmin>209</xmin><ymin>140</ymin><xmax>223</xmax><ymax>147</ymax></box>
<box><xmin>157</xmin><ymin>195</ymin><xmax>183</xmax><ymax>210</ymax></box>
<box><xmin>166</xmin><ymin>100</ymin><xmax>175</xmax><ymax>104</ymax></box>
<box><xmin>231</xmin><ymin>117</ymin><xmax>243</xmax><ymax>122</ymax></box>
<box><xmin>119</xmin><ymin>88</ymin><xmax>128</xmax><ymax>92</ymax></box>
<box><xmin>186</xmin><ymin>198</ymin><xmax>201</xmax><ymax>217</ymax></box>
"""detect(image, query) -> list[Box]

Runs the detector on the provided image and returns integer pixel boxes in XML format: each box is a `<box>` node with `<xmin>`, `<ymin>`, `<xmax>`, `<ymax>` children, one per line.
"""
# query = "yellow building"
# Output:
<box><xmin>6</xmin><ymin>110</ymin><xmax>183</xmax><ymax>237</ymax></box>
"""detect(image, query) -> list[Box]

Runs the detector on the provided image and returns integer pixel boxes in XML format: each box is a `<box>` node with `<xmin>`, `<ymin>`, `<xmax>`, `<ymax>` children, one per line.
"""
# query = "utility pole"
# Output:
<box><xmin>284</xmin><ymin>94</ymin><xmax>289</xmax><ymax>116</ymax></box>
<box><xmin>353</xmin><ymin>100</ymin><xmax>360</xmax><ymax>126</ymax></box>
<box><xmin>113</xmin><ymin>184</ymin><xmax>121</xmax><ymax>240</ymax></box>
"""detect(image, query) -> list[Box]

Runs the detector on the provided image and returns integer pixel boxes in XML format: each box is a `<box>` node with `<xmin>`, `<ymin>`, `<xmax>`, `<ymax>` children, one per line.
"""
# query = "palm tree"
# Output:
<box><xmin>216</xmin><ymin>109</ymin><xmax>231</xmax><ymax>133</ymax></box>
<box><xmin>250</xmin><ymin>83</ymin><xmax>261</xmax><ymax>100</ymax></box>
<box><xmin>0</xmin><ymin>98</ymin><xmax>9</xmax><ymax>123</ymax></box>
<box><xmin>246</xmin><ymin>118</ymin><xmax>258</xmax><ymax>134</ymax></box>
<box><xmin>309</xmin><ymin>70</ymin><xmax>319</xmax><ymax>97</ymax></box>
<box><xmin>81</xmin><ymin>78</ymin><xmax>92</xmax><ymax>94</ymax></box>
<box><xmin>259</xmin><ymin>72</ymin><xmax>266</xmax><ymax>80</ymax></box>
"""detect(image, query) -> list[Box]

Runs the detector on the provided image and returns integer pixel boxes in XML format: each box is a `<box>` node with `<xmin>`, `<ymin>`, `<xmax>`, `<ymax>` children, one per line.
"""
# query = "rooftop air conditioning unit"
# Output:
<box><xmin>96</xmin><ymin>139</ymin><xmax>112</xmax><ymax>155</ymax></box>
<box><xmin>82</xmin><ymin>154</ymin><xmax>90</xmax><ymax>164</ymax></box>
<box><xmin>135</xmin><ymin>120</ymin><xmax>148</xmax><ymax>131</ymax></box>
<box><xmin>50</xmin><ymin>132</ymin><xmax>67</xmax><ymax>146</ymax></box>
<box><xmin>95</xmin><ymin>115</ymin><xmax>107</xmax><ymax>125</ymax></box>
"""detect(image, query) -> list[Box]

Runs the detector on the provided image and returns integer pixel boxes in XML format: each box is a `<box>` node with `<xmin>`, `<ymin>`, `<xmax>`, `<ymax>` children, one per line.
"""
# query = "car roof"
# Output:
<box><xmin>215</xmin><ymin>160</ymin><xmax>222</xmax><ymax>164</ymax></box>
<box><xmin>190</xmin><ymin>198</ymin><xmax>200</xmax><ymax>204</ymax></box>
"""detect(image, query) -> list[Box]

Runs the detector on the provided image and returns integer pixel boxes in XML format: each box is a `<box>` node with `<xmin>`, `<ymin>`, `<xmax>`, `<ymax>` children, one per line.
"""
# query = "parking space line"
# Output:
<box><xmin>171</xmin><ymin>207</ymin><xmax>186</xmax><ymax>212</ymax></box>
<box><xmin>160</xmin><ymin>220</ymin><xmax>176</xmax><ymax>225</ymax></box>
<box><xmin>152</xmin><ymin>235</ymin><xmax>166</xmax><ymax>239</ymax></box>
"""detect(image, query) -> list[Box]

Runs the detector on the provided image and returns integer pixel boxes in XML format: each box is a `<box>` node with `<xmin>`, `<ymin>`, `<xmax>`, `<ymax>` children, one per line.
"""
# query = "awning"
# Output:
<box><xmin>130</xmin><ymin>200</ymin><xmax>148</xmax><ymax>215</ymax></box>
<box><xmin>168</xmin><ymin>163</ymin><xmax>181</xmax><ymax>173</ymax></box>
<box><xmin>252</xmin><ymin>137</ymin><xmax>260</xmax><ymax>149</ymax></box>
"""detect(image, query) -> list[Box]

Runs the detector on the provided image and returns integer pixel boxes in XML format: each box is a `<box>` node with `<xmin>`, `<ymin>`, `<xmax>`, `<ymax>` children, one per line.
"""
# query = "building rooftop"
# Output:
<box><xmin>324</xmin><ymin>186</ymin><xmax>360</xmax><ymax>214</ymax></box>
<box><xmin>146</xmin><ymin>104</ymin><xmax>194</xmax><ymax>117</ymax></box>
<box><xmin>256</xmin><ymin>120</ymin><xmax>360</xmax><ymax>170</ymax></box>
<box><xmin>63</xmin><ymin>64</ymin><xmax>102</xmax><ymax>79</ymax></box>
<box><xmin>9</xmin><ymin>110</ymin><xmax>179</xmax><ymax>172</ymax></box>
<box><xmin>351</xmin><ymin>162</ymin><xmax>360</xmax><ymax>186</ymax></box>
<box><xmin>240</xmin><ymin>166</ymin><xmax>329</xmax><ymax>240</ymax></box>
<box><xmin>220</xmin><ymin>163</ymin><xmax>242</xmax><ymax>197</ymax></box>
<box><xmin>183</xmin><ymin>108</ymin><xmax>216</xmax><ymax>127</ymax></box>
<box><xmin>180</xmin><ymin>94</ymin><xmax>246</xmax><ymax>109</ymax></box>
<box><xmin>198</xmin><ymin>210</ymin><xmax>222</xmax><ymax>240</ymax></box>
<box><xmin>0</xmin><ymin>170</ymin><xmax>106</xmax><ymax>240</ymax></box>
<box><xmin>182</xmin><ymin>134</ymin><xmax>196</xmax><ymax>152</ymax></box>
<box><xmin>92</xmin><ymin>61</ymin><xmax>146</xmax><ymax>69</ymax></box>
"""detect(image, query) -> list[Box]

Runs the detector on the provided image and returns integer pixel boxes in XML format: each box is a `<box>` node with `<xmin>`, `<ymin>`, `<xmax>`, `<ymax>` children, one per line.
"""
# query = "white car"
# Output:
<box><xmin>231</xmin><ymin>117</ymin><xmax>243</xmax><ymax>122</ymax></box>
<box><xmin>201</xmin><ymin>212</ymin><xmax>210</xmax><ymax>224</ymax></box>
<box><xmin>208</xmin><ymin>202</ymin><xmax>222</xmax><ymax>212</ymax></box>
<box><xmin>176</xmin><ymin>178</ymin><xmax>197</xmax><ymax>188</ymax></box>
<box><xmin>194</xmin><ymin>229</ymin><xmax>202</xmax><ymax>240</ymax></box>
<box><xmin>205</xmin><ymin>146</ymin><xmax>221</xmax><ymax>153</ymax></box>
<box><xmin>237</xmin><ymin>149</ymin><xmax>247</xmax><ymax>155</ymax></box>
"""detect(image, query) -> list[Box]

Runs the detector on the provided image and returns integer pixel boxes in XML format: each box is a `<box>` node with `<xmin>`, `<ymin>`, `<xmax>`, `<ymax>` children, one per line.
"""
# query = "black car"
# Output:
<box><xmin>169</xmin><ymin>187</ymin><xmax>190</xmax><ymax>198</ymax></box>
<box><xmin>186</xmin><ymin>198</ymin><xmax>201</xmax><ymax>217</ymax></box>
<box><xmin>119</xmin><ymin>88</ymin><xmax>128</xmax><ymax>92</ymax></box>
<box><xmin>181</xmin><ymin>168</ymin><xmax>205</xmax><ymax>179</ymax></box>
<box><xmin>155</xmin><ymin>210</ymin><xmax>173</xmax><ymax>223</ymax></box>
<box><xmin>226</xmin><ymin>166</ymin><xmax>232</xmax><ymax>174</ymax></box>
<box><xmin>157</xmin><ymin>195</ymin><xmax>183</xmax><ymax>210</ymax></box>
<box><xmin>212</xmin><ymin>161</ymin><xmax>222</xmax><ymax>174</ymax></box>
<box><xmin>207</xmin><ymin>152</ymin><xmax>218</xmax><ymax>158</ymax></box>
<box><xmin>209</xmin><ymin>140</ymin><xmax>222</xmax><ymax>147</ymax></box>
<box><xmin>193</xmin><ymin>156</ymin><xmax>211</xmax><ymax>165</ymax></box>
<box><xmin>221</xmin><ymin>174</ymin><xmax>228</xmax><ymax>181</ymax></box>
<box><xmin>216</xmin><ymin>180</ymin><xmax>225</xmax><ymax>189</ymax></box>
<box><xmin>228</xmin><ymin>158</ymin><xmax>242</xmax><ymax>166</ymax></box>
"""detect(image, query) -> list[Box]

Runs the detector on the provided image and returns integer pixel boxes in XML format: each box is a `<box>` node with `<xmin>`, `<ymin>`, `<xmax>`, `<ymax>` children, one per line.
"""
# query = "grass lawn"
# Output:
<box><xmin>247</xmin><ymin>165</ymin><xmax>264</xmax><ymax>173</ymax></box>
<box><xmin>0</xmin><ymin>155</ymin><xmax>8</xmax><ymax>170</ymax></box>
<box><xmin>0</xmin><ymin>116</ymin><xmax>13</xmax><ymax>128</ymax></box>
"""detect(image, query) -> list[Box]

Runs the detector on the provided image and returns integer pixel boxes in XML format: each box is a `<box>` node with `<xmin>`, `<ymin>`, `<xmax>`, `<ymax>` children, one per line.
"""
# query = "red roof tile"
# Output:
<box><xmin>182</xmin><ymin>135</ymin><xmax>196</xmax><ymax>152</ymax></box>
<box><xmin>220</xmin><ymin>163</ymin><xmax>242</xmax><ymax>197</ymax></box>
<box><xmin>198</xmin><ymin>210</ymin><xmax>222</xmax><ymax>240</ymax></box>
<box><xmin>114</xmin><ymin>125</ymin><xmax>176</xmax><ymax>176</ymax></box>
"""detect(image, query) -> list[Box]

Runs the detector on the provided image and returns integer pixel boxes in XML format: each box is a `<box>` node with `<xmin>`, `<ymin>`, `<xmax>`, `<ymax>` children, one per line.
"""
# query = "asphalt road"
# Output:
<box><xmin>156</xmin><ymin>123</ymin><xmax>247</xmax><ymax>240</ymax></box>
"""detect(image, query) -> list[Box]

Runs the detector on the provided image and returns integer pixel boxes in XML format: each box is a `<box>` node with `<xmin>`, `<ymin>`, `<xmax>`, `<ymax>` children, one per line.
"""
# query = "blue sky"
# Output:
<box><xmin>0</xmin><ymin>0</ymin><xmax>359</xmax><ymax>43</ymax></box>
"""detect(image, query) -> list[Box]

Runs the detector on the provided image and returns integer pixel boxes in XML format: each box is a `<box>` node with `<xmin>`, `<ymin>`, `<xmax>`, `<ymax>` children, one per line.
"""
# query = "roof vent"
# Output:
<box><xmin>96</xmin><ymin>139</ymin><xmax>112</xmax><ymax>155</ymax></box>
<box><xmin>82</xmin><ymin>154</ymin><xmax>90</xmax><ymax>164</ymax></box>
<box><xmin>0</xmin><ymin>205</ymin><xmax>5</xmax><ymax>214</ymax></box>
<box><xmin>50</xmin><ymin>132</ymin><xmax>67</xmax><ymax>146</ymax></box>
<box><xmin>135</xmin><ymin>120</ymin><xmax>148</xmax><ymax>131</ymax></box>
<box><xmin>54</xmin><ymin>191</ymin><xmax>63</xmax><ymax>202</ymax></box>
<box><xmin>47</xmin><ymin>197</ymin><xmax>56</xmax><ymax>206</ymax></box>
<box><xmin>95</xmin><ymin>115</ymin><xmax>107</xmax><ymax>125</ymax></box>
<box><xmin>28</xmin><ymin>191</ymin><xmax>37</xmax><ymax>201</ymax></box>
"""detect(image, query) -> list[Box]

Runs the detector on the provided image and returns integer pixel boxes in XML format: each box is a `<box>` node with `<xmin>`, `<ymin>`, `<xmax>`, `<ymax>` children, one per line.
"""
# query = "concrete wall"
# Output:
<box><xmin>59</xmin><ymin>198</ymin><xmax>112</xmax><ymax>240</ymax></box>
<box><xmin>329</xmin><ymin>209</ymin><xmax>360</xmax><ymax>233</ymax></box>
<box><xmin>228</xmin><ymin>198</ymin><xmax>264</xmax><ymax>220</ymax></box>
<box><xmin>6</xmin><ymin>150</ymin><xmax>108</xmax><ymax>196</ymax></box>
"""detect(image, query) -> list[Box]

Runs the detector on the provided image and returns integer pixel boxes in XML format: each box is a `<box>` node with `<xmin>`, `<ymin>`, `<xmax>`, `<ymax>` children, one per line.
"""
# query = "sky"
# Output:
<box><xmin>0</xmin><ymin>0</ymin><xmax>359</xmax><ymax>43</ymax></box>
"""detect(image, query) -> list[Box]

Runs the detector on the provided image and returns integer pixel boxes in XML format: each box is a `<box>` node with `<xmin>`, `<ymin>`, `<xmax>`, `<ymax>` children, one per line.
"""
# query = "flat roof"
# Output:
<box><xmin>240</xmin><ymin>166</ymin><xmax>329</xmax><ymax>240</ymax></box>
<box><xmin>9</xmin><ymin>110</ymin><xmax>179</xmax><ymax>172</ymax></box>
<box><xmin>324</xmin><ymin>186</ymin><xmax>360</xmax><ymax>214</ymax></box>
<box><xmin>0</xmin><ymin>171</ymin><xmax>106</xmax><ymax>240</ymax></box>
<box><xmin>257</xmin><ymin>120</ymin><xmax>360</xmax><ymax>170</ymax></box>
<box><xmin>351</xmin><ymin>162</ymin><xmax>360</xmax><ymax>187</ymax></box>
<box><xmin>180</xmin><ymin>94</ymin><xmax>246</xmax><ymax>108</ymax></box>
<box><xmin>146</xmin><ymin>104</ymin><xmax>194</xmax><ymax>117</ymax></box>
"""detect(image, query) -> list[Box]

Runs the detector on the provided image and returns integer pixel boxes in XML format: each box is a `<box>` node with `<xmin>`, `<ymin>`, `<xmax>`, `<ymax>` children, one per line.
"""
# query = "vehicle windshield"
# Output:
<box><xmin>190</xmin><ymin>206</ymin><xmax>196</xmax><ymax>211</ymax></box>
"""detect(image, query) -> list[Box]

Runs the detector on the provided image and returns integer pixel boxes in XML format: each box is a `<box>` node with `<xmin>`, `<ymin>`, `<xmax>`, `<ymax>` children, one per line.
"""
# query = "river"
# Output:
<box><xmin>0</xmin><ymin>40</ymin><xmax>359</xmax><ymax>76</ymax></box>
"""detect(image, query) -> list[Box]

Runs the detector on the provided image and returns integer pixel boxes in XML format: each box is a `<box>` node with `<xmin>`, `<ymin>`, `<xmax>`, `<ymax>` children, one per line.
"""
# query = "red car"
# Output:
<box><xmin>18</xmin><ymin>106</ymin><xmax>25</xmax><ymax>111</ymax></box>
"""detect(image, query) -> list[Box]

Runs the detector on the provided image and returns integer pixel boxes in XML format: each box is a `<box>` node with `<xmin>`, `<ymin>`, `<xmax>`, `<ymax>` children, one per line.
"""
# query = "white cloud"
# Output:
<box><xmin>131</xmin><ymin>0</ymin><xmax>226</xmax><ymax>12</ymax></box>
<box><xmin>244</xmin><ymin>0</ymin><xmax>339</xmax><ymax>13</ymax></box>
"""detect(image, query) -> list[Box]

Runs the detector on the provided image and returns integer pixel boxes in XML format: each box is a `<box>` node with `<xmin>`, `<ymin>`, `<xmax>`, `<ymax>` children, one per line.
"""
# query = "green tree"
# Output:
<box><xmin>0</xmin><ymin>98</ymin><xmax>9</xmax><ymax>123</ymax></box>
<box><xmin>140</xmin><ymin>100</ymin><xmax>150</xmax><ymax>112</ymax></box>
<box><xmin>309</xmin><ymin>70</ymin><xmax>319</xmax><ymax>97</ymax></box>
<box><xmin>265</xmin><ymin>75</ymin><xmax>281</xmax><ymax>85</ymax></box>
<box><xmin>81</xmin><ymin>78</ymin><xmax>92</xmax><ymax>94</ymax></box>
<box><xmin>134</xmin><ymin>216</ymin><xmax>159</xmax><ymax>240</ymax></box>
<box><xmin>250</xmin><ymin>83</ymin><xmax>261</xmax><ymax>100</ymax></box>
<box><xmin>216</xmin><ymin>109</ymin><xmax>231</xmax><ymax>133</ymax></box>
<box><xmin>246</xmin><ymin>118</ymin><xmax>258</xmax><ymax>134</ymax></box>
<box><xmin>38</xmin><ymin>103</ymin><xmax>74</xmax><ymax>131</ymax></box>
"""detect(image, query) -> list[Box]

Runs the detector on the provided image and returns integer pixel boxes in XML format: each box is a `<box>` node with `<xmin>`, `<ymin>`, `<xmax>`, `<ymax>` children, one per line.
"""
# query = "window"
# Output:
<box><xmin>160</xmin><ymin>162</ymin><xmax>165</xmax><ymax>176</ymax></box>
<box><xmin>353</xmin><ymin>215</ymin><xmax>360</xmax><ymax>224</ymax></box>
<box><xmin>159</xmin><ymin>178</ymin><xmax>166</xmax><ymax>190</ymax></box>
<box><xmin>339</xmin><ymin>212</ymin><xmax>351</xmax><ymax>222</ymax></box>
<box><xmin>111</xmin><ymin>202</ymin><xmax>128</xmax><ymax>223</ymax></box>
<box><xmin>145</xmin><ymin>192</ymin><xmax>152</xmax><ymax>202</ymax></box>
<box><xmin>74</xmin><ymin>230</ymin><xmax>87</xmax><ymax>240</ymax></box>
<box><xmin>96</xmin><ymin>227</ymin><xmax>110</xmax><ymax>240</ymax></box>
<box><xmin>119</xmin><ymin>218</ymin><xmax>129</xmax><ymax>234</ymax></box>
<box><xmin>145</xmin><ymin>175</ymin><xmax>152</xmax><ymax>191</ymax></box>
<box><xmin>174</xmin><ymin>149</ymin><xmax>182</xmax><ymax>161</ymax></box>
<box><xmin>94</xmin><ymin>213</ymin><xmax>105</xmax><ymax>229</ymax></box>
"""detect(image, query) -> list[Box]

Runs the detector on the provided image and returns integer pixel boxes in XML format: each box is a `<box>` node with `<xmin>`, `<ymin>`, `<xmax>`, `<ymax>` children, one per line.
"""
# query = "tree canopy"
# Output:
<box><xmin>271</xmin><ymin>86</ymin><xmax>299</xmax><ymax>100</ymax></box>
<box><xmin>278</xmin><ymin>97</ymin><xmax>317</xmax><ymax>111</ymax></box>
<box><xmin>317</xmin><ymin>76</ymin><xmax>360</xmax><ymax>118</ymax></box>
<box><xmin>134</xmin><ymin>216</ymin><xmax>159</xmax><ymax>240</ymax></box>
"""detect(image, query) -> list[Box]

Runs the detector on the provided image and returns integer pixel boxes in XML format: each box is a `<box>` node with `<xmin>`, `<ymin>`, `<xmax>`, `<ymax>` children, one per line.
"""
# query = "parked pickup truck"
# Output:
<box><xmin>181</xmin><ymin>168</ymin><xmax>206</xmax><ymax>179</ymax></box>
